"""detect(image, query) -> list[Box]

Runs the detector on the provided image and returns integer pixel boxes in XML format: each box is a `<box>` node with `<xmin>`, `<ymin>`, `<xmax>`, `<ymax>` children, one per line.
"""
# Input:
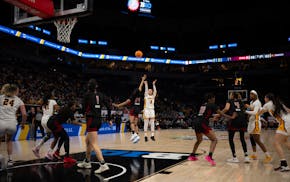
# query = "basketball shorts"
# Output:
<box><xmin>143</xmin><ymin>109</ymin><xmax>155</xmax><ymax>119</ymax></box>
<box><xmin>47</xmin><ymin>119</ymin><xmax>63</xmax><ymax>135</ymax></box>
<box><xmin>276</xmin><ymin>115</ymin><xmax>290</xmax><ymax>136</ymax></box>
<box><xmin>86</xmin><ymin>117</ymin><xmax>102</xmax><ymax>132</ymax></box>
<box><xmin>129</xmin><ymin>107</ymin><xmax>140</xmax><ymax>118</ymax></box>
<box><xmin>41</xmin><ymin>115</ymin><xmax>51</xmax><ymax>133</ymax></box>
<box><xmin>0</xmin><ymin>120</ymin><xmax>17</xmax><ymax>136</ymax></box>
<box><xmin>194</xmin><ymin>121</ymin><xmax>212</xmax><ymax>134</ymax></box>
<box><xmin>247</xmin><ymin>120</ymin><xmax>261</xmax><ymax>134</ymax></box>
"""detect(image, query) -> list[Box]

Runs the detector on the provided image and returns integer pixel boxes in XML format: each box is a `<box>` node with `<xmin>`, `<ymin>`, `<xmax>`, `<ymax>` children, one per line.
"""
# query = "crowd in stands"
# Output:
<box><xmin>1</xmin><ymin>55</ymin><xmax>287</xmax><ymax>134</ymax></box>
<box><xmin>0</xmin><ymin>64</ymin><xmax>85</xmax><ymax>106</ymax></box>
<box><xmin>0</xmin><ymin>58</ymin><xmax>198</xmax><ymax>132</ymax></box>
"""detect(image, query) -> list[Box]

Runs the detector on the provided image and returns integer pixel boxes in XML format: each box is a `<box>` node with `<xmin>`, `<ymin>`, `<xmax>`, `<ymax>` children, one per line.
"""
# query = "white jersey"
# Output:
<box><xmin>262</xmin><ymin>100</ymin><xmax>275</xmax><ymax>113</ymax></box>
<box><xmin>144</xmin><ymin>82</ymin><xmax>157</xmax><ymax>110</ymax></box>
<box><xmin>42</xmin><ymin>99</ymin><xmax>57</xmax><ymax>117</ymax></box>
<box><xmin>263</xmin><ymin>102</ymin><xmax>290</xmax><ymax>136</ymax></box>
<box><xmin>0</xmin><ymin>95</ymin><xmax>24</xmax><ymax>123</ymax></box>
<box><xmin>144</xmin><ymin>95</ymin><xmax>156</xmax><ymax>109</ymax></box>
<box><xmin>245</xmin><ymin>99</ymin><xmax>262</xmax><ymax>123</ymax></box>
<box><xmin>281</xmin><ymin>112</ymin><xmax>290</xmax><ymax>126</ymax></box>
<box><xmin>41</xmin><ymin>99</ymin><xmax>57</xmax><ymax>133</ymax></box>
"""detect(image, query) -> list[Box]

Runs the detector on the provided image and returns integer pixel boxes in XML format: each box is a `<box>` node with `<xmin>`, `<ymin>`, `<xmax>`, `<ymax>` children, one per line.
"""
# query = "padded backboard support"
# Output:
<box><xmin>10</xmin><ymin>0</ymin><xmax>93</xmax><ymax>26</ymax></box>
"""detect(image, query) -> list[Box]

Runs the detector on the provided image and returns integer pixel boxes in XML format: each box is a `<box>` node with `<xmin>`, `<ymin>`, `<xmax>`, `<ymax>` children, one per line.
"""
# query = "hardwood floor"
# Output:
<box><xmin>1</xmin><ymin>128</ymin><xmax>290</xmax><ymax>182</ymax></box>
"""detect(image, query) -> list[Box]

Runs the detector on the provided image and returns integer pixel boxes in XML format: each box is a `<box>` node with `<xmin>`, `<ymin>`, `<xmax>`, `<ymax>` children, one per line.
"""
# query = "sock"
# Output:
<box><xmin>85</xmin><ymin>158</ymin><xmax>90</xmax><ymax>163</ymax></box>
<box><xmin>281</xmin><ymin>159</ymin><xmax>288</xmax><ymax>167</ymax></box>
<box><xmin>100</xmin><ymin>160</ymin><xmax>105</xmax><ymax>165</ymax></box>
<box><xmin>144</xmin><ymin>133</ymin><xmax>147</xmax><ymax>137</ymax></box>
<box><xmin>233</xmin><ymin>154</ymin><xmax>237</xmax><ymax>158</ymax></box>
<box><xmin>8</xmin><ymin>155</ymin><xmax>12</xmax><ymax>161</ymax></box>
<box><xmin>132</xmin><ymin>131</ymin><xmax>135</xmax><ymax>135</ymax></box>
<box><xmin>35</xmin><ymin>142</ymin><xmax>41</xmax><ymax>149</ymax></box>
<box><xmin>151</xmin><ymin>133</ymin><xmax>154</xmax><ymax>137</ymax></box>
<box><xmin>265</xmin><ymin>152</ymin><xmax>270</xmax><ymax>157</ymax></box>
<box><xmin>209</xmin><ymin>152</ymin><xmax>213</xmax><ymax>158</ymax></box>
<box><xmin>35</xmin><ymin>145</ymin><xmax>40</xmax><ymax>150</ymax></box>
<box><xmin>244</xmin><ymin>152</ymin><xmax>248</xmax><ymax>157</ymax></box>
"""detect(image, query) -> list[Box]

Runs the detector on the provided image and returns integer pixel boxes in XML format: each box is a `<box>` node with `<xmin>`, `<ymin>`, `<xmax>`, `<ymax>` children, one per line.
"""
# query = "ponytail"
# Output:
<box><xmin>272</xmin><ymin>96</ymin><xmax>287</xmax><ymax>116</ymax></box>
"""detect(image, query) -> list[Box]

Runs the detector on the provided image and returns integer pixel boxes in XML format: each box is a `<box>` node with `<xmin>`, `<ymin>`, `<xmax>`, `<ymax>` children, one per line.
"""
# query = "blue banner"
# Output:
<box><xmin>13</xmin><ymin>122</ymin><xmax>118</xmax><ymax>141</ymax></box>
<box><xmin>98</xmin><ymin>122</ymin><xmax>117</xmax><ymax>134</ymax></box>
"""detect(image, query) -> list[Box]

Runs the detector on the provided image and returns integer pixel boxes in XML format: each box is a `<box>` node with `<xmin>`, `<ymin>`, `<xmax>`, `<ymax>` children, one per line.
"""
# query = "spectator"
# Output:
<box><xmin>34</xmin><ymin>106</ymin><xmax>45</xmax><ymax>140</ymax></box>
<box><xmin>115</xmin><ymin>112</ymin><xmax>122</xmax><ymax>133</ymax></box>
<box><xmin>27</xmin><ymin>107</ymin><xmax>36</xmax><ymax>140</ymax></box>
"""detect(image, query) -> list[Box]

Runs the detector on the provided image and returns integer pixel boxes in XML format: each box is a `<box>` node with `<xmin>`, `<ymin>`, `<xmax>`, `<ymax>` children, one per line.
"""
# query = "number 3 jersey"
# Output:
<box><xmin>144</xmin><ymin>94</ymin><xmax>155</xmax><ymax>110</ymax></box>
<box><xmin>0</xmin><ymin>95</ymin><xmax>24</xmax><ymax>123</ymax></box>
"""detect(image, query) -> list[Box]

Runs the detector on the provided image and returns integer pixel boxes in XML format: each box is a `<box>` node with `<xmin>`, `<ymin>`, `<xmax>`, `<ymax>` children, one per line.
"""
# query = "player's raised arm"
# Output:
<box><xmin>138</xmin><ymin>74</ymin><xmax>147</xmax><ymax>92</ymax></box>
<box><xmin>144</xmin><ymin>80</ymin><xmax>148</xmax><ymax>96</ymax></box>
<box><xmin>113</xmin><ymin>99</ymin><xmax>130</xmax><ymax>108</ymax></box>
<box><xmin>152</xmin><ymin>79</ymin><xmax>157</xmax><ymax>97</ymax></box>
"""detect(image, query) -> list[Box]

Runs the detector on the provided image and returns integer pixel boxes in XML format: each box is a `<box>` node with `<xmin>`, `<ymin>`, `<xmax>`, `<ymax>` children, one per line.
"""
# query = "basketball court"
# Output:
<box><xmin>1</xmin><ymin>129</ymin><xmax>290</xmax><ymax>182</ymax></box>
<box><xmin>1</xmin><ymin>1</ymin><xmax>290</xmax><ymax>182</ymax></box>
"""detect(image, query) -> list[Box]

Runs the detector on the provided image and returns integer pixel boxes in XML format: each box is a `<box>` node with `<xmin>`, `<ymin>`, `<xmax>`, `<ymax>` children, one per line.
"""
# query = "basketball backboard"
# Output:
<box><xmin>9</xmin><ymin>0</ymin><xmax>93</xmax><ymax>26</ymax></box>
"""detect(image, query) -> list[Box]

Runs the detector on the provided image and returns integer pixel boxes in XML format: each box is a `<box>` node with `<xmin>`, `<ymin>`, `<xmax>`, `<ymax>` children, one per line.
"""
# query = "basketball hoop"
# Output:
<box><xmin>54</xmin><ymin>17</ymin><xmax>77</xmax><ymax>43</ymax></box>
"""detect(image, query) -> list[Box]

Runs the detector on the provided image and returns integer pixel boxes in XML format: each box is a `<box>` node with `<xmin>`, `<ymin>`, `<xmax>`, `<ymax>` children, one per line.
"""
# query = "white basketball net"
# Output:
<box><xmin>54</xmin><ymin>17</ymin><xmax>77</xmax><ymax>43</ymax></box>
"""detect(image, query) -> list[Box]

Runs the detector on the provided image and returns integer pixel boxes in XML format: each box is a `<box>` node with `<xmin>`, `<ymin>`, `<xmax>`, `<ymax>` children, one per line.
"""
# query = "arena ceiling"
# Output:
<box><xmin>1</xmin><ymin>0</ymin><xmax>290</xmax><ymax>57</ymax></box>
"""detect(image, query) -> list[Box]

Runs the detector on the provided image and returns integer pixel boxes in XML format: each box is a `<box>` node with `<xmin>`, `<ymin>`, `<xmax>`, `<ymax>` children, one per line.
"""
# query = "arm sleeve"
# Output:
<box><xmin>153</xmin><ymin>84</ymin><xmax>157</xmax><ymax>97</ymax></box>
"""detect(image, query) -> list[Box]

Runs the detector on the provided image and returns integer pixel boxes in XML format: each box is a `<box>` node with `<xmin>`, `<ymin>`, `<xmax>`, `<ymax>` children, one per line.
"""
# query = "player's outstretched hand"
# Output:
<box><xmin>142</xmin><ymin>74</ymin><xmax>147</xmax><ymax>81</ymax></box>
<box><xmin>112</xmin><ymin>103</ymin><xmax>119</xmax><ymax>108</ymax></box>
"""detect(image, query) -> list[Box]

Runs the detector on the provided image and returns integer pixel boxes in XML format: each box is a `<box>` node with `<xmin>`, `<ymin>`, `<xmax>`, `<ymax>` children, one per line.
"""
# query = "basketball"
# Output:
<box><xmin>135</xmin><ymin>50</ymin><xmax>143</xmax><ymax>57</ymax></box>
